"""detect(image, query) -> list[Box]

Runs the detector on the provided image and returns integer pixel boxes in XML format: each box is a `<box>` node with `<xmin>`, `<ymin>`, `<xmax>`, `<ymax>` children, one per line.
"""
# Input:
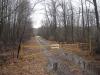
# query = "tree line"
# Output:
<box><xmin>38</xmin><ymin>0</ymin><xmax>100</xmax><ymax>54</ymax></box>
<box><xmin>0</xmin><ymin>0</ymin><xmax>33</xmax><ymax>59</ymax></box>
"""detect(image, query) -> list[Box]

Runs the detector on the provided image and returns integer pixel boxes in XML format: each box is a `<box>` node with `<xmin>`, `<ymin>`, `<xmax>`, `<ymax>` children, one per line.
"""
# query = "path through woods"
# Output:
<box><xmin>1</xmin><ymin>37</ymin><xmax>48</xmax><ymax>75</ymax></box>
<box><xmin>1</xmin><ymin>37</ymin><xmax>83</xmax><ymax>75</ymax></box>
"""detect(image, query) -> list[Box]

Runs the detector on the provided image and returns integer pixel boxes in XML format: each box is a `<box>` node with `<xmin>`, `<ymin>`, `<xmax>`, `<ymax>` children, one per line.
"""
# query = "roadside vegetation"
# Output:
<box><xmin>38</xmin><ymin>0</ymin><xmax>100</xmax><ymax>55</ymax></box>
<box><xmin>0</xmin><ymin>0</ymin><xmax>34</xmax><ymax>65</ymax></box>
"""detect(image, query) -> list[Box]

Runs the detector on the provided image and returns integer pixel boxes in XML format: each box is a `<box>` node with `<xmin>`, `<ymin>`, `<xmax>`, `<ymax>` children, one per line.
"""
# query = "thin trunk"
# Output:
<box><xmin>93</xmin><ymin>0</ymin><xmax>100</xmax><ymax>49</ymax></box>
<box><xmin>17</xmin><ymin>25</ymin><xmax>25</xmax><ymax>59</ymax></box>
<box><xmin>77</xmin><ymin>8</ymin><xmax>80</xmax><ymax>42</ymax></box>
<box><xmin>81</xmin><ymin>0</ymin><xmax>85</xmax><ymax>42</ymax></box>
<box><xmin>70</xmin><ymin>0</ymin><xmax>74</xmax><ymax>43</ymax></box>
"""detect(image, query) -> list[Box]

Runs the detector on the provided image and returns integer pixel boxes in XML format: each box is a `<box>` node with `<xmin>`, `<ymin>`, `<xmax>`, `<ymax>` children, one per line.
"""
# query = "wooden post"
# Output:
<box><xmin>53</xmin><ymin>62</ymin><xmax>58</xmax><ymax>71</ymax></box>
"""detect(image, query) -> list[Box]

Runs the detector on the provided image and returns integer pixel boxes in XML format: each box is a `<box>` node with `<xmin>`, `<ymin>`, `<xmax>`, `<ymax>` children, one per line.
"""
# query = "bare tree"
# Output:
<box><xmin>93</xmin><ymin>0</ymin><xmax>100</xmax><ymax>54</ymax></box>
<box><xmin>81</xmin><ymin>0</ymin><xmax>85</xmax><ymax>42</ymax></box>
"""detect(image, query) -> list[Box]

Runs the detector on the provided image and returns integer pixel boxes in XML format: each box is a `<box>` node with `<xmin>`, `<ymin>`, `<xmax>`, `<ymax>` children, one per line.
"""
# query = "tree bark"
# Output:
<box><xmin>93</xmin><ymin>0</ymin><xmax>100</xmax><ymax>53</ymax></box>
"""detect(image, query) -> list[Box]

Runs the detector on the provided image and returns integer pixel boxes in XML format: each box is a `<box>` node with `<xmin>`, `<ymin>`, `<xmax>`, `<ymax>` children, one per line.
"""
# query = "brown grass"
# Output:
<box><xmin>0</xmin><ymin>37</ymin><xmax>48</xmax><ymax>75</ymax></box>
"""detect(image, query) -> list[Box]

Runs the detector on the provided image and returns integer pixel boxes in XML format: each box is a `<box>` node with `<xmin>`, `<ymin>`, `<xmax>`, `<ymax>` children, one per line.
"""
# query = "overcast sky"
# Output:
<box><xmin>30</xmin><ymin>0</ymin><xmax>45</xmax><ymax>28</ymax></box>
<box><xmin>29</xmin><ymin>0</ymin><xmax>100</xmax><ymax>28</ymax></box>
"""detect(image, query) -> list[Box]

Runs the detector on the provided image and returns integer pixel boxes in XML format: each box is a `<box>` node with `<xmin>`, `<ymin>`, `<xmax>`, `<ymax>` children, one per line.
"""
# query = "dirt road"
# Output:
<box><xmin>36</xmin><ymin>36</ymin><xmax>83</xmax><ymax>75</ymax></box>
<box><xmin>1</xmin><ymin>36</ymin><xmax>83</xmax><ymax>75</ymax></box>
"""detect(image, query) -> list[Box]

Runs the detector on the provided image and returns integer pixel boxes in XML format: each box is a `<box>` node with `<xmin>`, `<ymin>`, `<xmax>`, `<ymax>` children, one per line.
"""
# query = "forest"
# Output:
<box><xmin>38</xmin><ymin>0</ymin><xmax>100</xmax><ymax>54</ymax></box>
<box><xmin>0</xmin><ymin>0</ymin><xmax>34</xmax><ymax>61</ymax></box>
<box><xmin>0</xmin><ymin>0</ymin><xmax>100</xmax><ymax>75</ymax></box>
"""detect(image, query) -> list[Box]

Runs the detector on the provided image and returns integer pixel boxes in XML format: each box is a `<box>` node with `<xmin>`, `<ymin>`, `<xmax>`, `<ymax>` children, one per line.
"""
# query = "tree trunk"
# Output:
<box><xmin>93</xmin><ymin>0</ymin><xmax>100</xmax><ymax>54</ymax></box>
<box><xmin>81</xmin><ymin>0</ymin><xmax>85</xmax><ymax>42</ymax></box>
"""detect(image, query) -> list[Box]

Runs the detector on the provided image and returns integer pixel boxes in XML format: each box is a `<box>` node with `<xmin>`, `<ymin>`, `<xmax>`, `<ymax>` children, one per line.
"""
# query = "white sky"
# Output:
<box><xmin>30</xmin><ymin>0</ymin><xmax>45</xmax><ymax>28</ymax></box>
<box><xmin>30</xmin><ymin>10</ymin><xmax>44</xmax><ymax>28</ymax></box>
<box><xmin>29</xmin><ymin>0</ymin><xmax>100</xmax><ymax>28</ymax></box>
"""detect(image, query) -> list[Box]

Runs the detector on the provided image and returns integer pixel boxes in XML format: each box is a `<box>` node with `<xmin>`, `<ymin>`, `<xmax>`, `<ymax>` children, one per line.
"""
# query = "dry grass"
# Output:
<box><xmin>49</xmin><ymin>41</ymin><xmax>94</xmax><ymax>61</ymax></box>
<box><xmin>0</xmin><ymin>37</ymin><xmax>48</xmax><ymax>75</ymax></box>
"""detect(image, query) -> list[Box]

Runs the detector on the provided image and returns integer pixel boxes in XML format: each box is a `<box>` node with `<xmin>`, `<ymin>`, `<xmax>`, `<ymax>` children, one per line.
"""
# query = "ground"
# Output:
<box><xmin>0</xmin><ymin>37</ymin><xmax>83</xmax><ymax>75</ymax></box>
<box><xmin>1</xmin><ymin>37</ymin><xmax>48</xmax><ymax>75</ymax></box>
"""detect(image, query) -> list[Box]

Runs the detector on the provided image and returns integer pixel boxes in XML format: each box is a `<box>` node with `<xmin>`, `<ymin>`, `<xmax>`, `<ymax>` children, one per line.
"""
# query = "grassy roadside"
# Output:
<box><xmin>0</xmin><ymin>37</ymin><xmax>48</xmax><ymax>75</ymax></box>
